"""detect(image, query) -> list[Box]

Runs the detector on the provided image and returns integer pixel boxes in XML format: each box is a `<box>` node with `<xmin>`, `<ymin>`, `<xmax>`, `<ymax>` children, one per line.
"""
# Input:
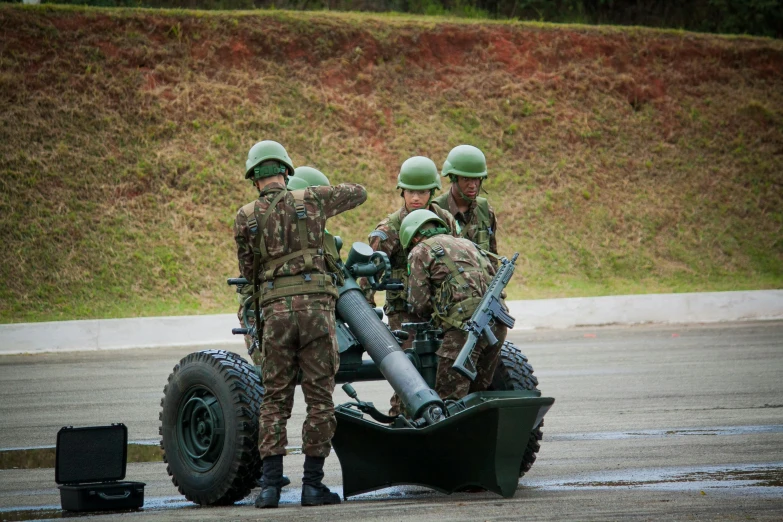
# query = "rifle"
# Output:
<box><xmin>452</xmin><ymin>253</ymin><xmax>518</xmax><ymax>381</ymax></box>
<box><xmin>227</xmin><ymin>277</ymin><xmax>262</xmax><ymax>356</ymax></box>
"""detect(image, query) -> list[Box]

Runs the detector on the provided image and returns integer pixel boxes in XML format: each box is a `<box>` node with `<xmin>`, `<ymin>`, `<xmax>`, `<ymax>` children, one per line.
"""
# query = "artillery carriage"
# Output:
<box><xmin>159</xmin><ymin>239</ymin><xmax>553</xmax><ymax>505</ymax></box>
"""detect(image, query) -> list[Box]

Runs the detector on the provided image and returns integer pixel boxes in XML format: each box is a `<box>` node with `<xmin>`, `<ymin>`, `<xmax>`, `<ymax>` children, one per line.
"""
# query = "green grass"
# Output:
<box><xmin>1</xmin><ymin>5</ymin><xmax>781</xmax><ymax>322</ymax></box>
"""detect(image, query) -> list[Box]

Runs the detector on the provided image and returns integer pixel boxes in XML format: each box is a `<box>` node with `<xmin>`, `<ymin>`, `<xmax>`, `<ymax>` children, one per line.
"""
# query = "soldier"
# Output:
<box><xmin>364</xmin><ymin>156</ymin><xmax>457</xmax><ymax>417</ymax></box>
<box><xmin>432</xmin><ymin>145</ymin><xmax>499</xmax><ymax>266</ymax></box>
<box><xmin>400</xmin><ymin>209</ymin><xmax>507</xmax><ymax>401</ymax></box>
<box><xmin>237</xmin><ymin>165</ymin><xmax>336</xmax><ymax>365</ymax></box>
<box><xmin>365</xmin><ymin>156</ymin><xmax>458</xmax><ymax>344</ymax></box>
<box><xmin>234</xmin><ymin>140</ymin><xmax>367</xmax><ymax>509</ymax></box>
<box><xmin>238</xmin><ymin>166</ymin><xmax>337</xmax><ymax>491</ymax></box>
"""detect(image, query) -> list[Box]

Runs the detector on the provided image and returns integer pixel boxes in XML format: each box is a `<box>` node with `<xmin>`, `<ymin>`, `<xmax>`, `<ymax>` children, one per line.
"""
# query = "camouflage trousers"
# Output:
<box><xmin>258</xmin><ymin>295</ymin><xmax>339</xmax><ymax>459</ymax></box>
<box><xmin>434</xmin><ymin>323</ymin><xmax>507</xmax><ymax>401</ymax></box>
<box><xmin>387</xmin><ymin>310</ymin><xmax>425</xmax><ymax>417</ymax></box>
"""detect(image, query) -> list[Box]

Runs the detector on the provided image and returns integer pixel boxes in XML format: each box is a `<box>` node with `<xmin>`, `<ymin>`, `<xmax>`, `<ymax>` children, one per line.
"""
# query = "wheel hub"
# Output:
<box><xmin>177</xmin><ymin>387</ymin><xmax>224</xmax><ymax>472</ymax></box>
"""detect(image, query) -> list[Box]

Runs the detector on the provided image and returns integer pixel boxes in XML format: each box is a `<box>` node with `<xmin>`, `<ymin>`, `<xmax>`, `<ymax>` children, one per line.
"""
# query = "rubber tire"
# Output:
<box><xmin>488</xmin><ymin>341</ymin><xmax>543</xmax><ymax>477</ymax></box>
<box><xmin>159</xmin><ymin>349</ymin><xmax>263</xmax><ymax>505</ymax></box>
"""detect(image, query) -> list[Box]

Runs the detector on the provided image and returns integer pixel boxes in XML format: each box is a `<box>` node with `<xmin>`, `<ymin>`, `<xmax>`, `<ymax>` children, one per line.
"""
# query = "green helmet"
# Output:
<box><xmin>397</xmin><ymin>156</ymin><xmax>441</xmax><ymax>191</ymax></box>
<box><xmin>441</xmin><ymin>145</ymin><xmax>487</xmax><ymax>178</ymax></box>
<box><xmin>245</xmin><ymin>140</ymin><xmax>295</xmax><ymax>180</ymax></box>
<box><xmin>294</xmin><ymin>166</ymin><xmax>330</xmax><ymax>187</ymax></box>
<box><xmin>286</xmin><ymin>176</ymin><xmax>309</xmax><ymax>190</ymax></box>
<box><xmin>400</xmin><ymin>209</ymin><xmax>448</xmax><ymax>249</ymax></box>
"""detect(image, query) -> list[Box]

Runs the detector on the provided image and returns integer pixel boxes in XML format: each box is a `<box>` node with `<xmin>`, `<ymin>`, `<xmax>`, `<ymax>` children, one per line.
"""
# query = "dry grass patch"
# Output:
<box><xmin>0</xmin><ymin>5</ymin><xmax>781</xmax><ymax>322</ymax></box>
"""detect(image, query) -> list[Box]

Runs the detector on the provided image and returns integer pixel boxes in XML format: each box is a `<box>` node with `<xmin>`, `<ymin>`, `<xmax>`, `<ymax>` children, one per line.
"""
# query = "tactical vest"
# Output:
<box><xmin>241</xmin><ymin>188</ymin><xmax>338</xmax><ymax>308</ymax></box>
<box><xmin>421</xmin><ymin>236</ymin><xmax>488</xmax><ymax>330</ymax></box>
<box><xmin>432</xmin><ymin>194</ymin><xmax>493</xmax><ymax>252</ymax></box>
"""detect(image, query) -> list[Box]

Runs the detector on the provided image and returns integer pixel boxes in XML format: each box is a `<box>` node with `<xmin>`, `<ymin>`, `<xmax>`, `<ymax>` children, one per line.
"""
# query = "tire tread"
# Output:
<box><xmin>159</xmin><ymin>350</ymin><xmax>263</xmax><ymax>505</ymax></box>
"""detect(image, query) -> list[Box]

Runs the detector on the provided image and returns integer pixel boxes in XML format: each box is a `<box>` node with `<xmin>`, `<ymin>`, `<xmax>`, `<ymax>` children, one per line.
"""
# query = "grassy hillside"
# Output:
<box><xmin>1</xmin><ymin>5</ymin><xmax>781</xmax><ymax>323</ymax></box>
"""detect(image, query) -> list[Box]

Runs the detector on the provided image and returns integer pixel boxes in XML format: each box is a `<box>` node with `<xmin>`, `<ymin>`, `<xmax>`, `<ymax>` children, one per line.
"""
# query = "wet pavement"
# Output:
<box><xmin>550</xmin><ymin>424</ymin><xmax>783</xmax><ymax>441</ymax></box>
<box><xmin>529</xmin><ymin>462</ymin><xmax>783</xmax><ymax>494</ymax></box>
<box><xmin>2</xmin><ymin>461</ymin><xmax>782</xmax><ymax>521</ymax></box>
<box><xmin>1</xmin><ymin>321</ymin><xmax>782</xmax><ymax>520</ymax></box>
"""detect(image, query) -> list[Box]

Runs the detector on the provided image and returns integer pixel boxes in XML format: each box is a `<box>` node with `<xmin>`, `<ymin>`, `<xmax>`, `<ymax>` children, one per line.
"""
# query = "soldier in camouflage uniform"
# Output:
<box><xmin>401</xmin><ymin>209</ymin><xmax>507</xmax><ymax>401</ymax></box>
<box><xmin>432</xmin><ymin>145</ymin><xmax>500</xmax><ymax>267</ymax></box>
<box><xmin>236</xmin><ymin>167</ymin><xmax>336</xmax><ymax>365</ymax></box>
<box><xmin>363</xmin><ymin>156</ymin><xmax>457</xmax><ymax>416</ymax></box>
<box><xmin>364</xmin><ymin>156</ymin><xmax>458</xmax><ymax>343</ymax></box>
<box><xmin>234</xmin><ymin>141</ymin><xmax>367</xmax><ymax>509</ymax></box>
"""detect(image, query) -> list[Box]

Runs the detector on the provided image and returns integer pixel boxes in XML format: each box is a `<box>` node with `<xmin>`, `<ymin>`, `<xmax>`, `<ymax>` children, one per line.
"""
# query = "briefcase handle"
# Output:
<box><xmin>96</xmin><ymin>490</ymin><xmax>131</xmax><ymax>500</ymax></box>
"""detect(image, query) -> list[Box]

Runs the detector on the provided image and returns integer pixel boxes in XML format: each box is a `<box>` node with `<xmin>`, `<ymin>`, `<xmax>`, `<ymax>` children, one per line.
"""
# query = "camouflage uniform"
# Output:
<box><xmin>407</xmin><ymin>234</ymin><xmax>506</xmax><ymax>401</ymax></box>
<box><xmin>432</xmin><ymin>191</ymin><xmax>499</xmax><ymax>267</ymax></box>
<box><xmin>365</xmin><ymin>204</ymin><xmax>458</xmax><ymax>344</ymax></box>
<box><xmin>235</xmin><ymin>181</ymin><xmax>367</xmax><ymax>458</ymax></box>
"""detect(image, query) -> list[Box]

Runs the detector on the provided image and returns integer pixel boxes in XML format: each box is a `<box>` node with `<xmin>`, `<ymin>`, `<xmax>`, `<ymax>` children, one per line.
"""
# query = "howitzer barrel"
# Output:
<box><xmin>336</xmin><ymin>287</ymin><xmax>443</xmax><ymax>422</ymax></box>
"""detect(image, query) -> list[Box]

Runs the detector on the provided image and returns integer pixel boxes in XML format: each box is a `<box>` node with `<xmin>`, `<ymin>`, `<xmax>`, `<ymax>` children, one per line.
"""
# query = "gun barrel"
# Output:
<box><xmin>336</xmin><ymin>287</ymin><xmax>443</xmax><ymax>421</ymax></box>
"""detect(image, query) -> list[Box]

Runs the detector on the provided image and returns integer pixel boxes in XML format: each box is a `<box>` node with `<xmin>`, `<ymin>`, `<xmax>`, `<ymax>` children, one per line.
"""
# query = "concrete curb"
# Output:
<box><xmin>505</xmin><ymin>289</ymin><xmax>783</xmax><ymax>330</ymax></box>
<box><xmin>0</xmin><ymin>290</ymin><xmax>780</xmax><ymax>355</ymax></box>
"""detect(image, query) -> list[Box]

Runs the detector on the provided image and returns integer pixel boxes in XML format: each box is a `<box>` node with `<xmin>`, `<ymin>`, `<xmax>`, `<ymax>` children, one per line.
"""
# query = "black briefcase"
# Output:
<box><xmin>55</xmin><ymin>424</ymin><xmax>146</xmax><ymax>512</ymax></box>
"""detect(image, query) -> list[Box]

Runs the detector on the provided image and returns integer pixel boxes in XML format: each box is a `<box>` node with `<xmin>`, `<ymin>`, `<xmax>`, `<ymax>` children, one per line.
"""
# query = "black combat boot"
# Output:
<box><xmin>255</xmin><ymin>455</ymin><xmax>284</xmax><ymax>509</ymax></box>
<box><xmin>301</xmin><ymin>455</ymin><xmax>341</xmax><ymax>506</ymax></box>
<box><xmin>257</xmin><ymin>474</ymin><xmax>291</xmax><ymax>489</ymax></box>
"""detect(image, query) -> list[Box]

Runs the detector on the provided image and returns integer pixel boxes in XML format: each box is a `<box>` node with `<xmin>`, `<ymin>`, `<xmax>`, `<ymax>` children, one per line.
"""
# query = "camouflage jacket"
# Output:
<box><xmin>364</xmin><ymin>203</ymin><xmax>458</xmax><ymax>313</ymax></box>
<box><xmin>431</xmin><ymin>190</ymin><xmax>498</xmax><ymax>265</ymax></box>
<box><xmin>407</xmin><ymin>234</ymin><xmax>496</xmax><ymax>329</ymax></box>
<box><xmin>234</xmin><ymin>181</ymin><xmax>366</xmax><ymax>303</ymax></box>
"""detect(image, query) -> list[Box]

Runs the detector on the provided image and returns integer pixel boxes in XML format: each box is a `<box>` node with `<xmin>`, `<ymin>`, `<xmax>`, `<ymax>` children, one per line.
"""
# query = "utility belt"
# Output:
<box><xmin>254</xmin><ymin>273</ymin><xmax>338</xmax><ymax>305</ymax></box>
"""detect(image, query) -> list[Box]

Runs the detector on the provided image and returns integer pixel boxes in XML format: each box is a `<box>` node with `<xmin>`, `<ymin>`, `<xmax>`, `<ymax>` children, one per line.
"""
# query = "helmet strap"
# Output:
<box><xmin>419</xmin><ymin>226</ymin><xmax>449</xmax><ymax>238</ymax></box>
<box><xmin>252</xmin><ymin>163</ymin><xmax>288</xmax><ymax>180</ymax></box>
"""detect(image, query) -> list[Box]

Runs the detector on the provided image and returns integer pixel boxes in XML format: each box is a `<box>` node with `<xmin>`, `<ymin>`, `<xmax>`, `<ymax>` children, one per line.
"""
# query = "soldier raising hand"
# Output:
<box><xmin>234</xmin><ymin>140</ymin><xmax>367</xmax><ymax>509</ymax></box>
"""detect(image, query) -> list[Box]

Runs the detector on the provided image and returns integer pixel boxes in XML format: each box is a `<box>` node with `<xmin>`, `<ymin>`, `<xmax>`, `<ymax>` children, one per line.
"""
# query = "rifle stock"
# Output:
<box><xmin>452</xmin><ymin>330</ymin><xmax>480</xmax><ymax>380</ymax></box>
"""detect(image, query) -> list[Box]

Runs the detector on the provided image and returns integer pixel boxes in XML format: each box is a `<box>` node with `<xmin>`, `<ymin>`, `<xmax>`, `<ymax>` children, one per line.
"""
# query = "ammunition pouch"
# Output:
<box><xmin>473</xmin><ymin>198</ymin><xmax>492</xmax><ymax>252</ymax></box>
<box><xmin>475</xmin><ymin>229</ymin><xmax>490</xmax><ymax>252</ymax></box>
<box><xmin>433</xmin><ymin>296</ymin><xmax>483</xmax><ymax>330</ymax></box>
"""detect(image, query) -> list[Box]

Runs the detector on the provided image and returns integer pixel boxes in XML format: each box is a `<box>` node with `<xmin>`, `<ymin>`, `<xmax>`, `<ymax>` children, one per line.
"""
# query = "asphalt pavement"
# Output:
<box><xmin>0</xmin><ymin>321</ymin><xmax>781</xmax><ymax>520</ymax></box>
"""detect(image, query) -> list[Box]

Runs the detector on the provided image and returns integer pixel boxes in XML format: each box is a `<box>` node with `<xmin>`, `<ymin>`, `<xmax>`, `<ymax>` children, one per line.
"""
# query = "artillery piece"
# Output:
<box><xmin>159</xmin><ymin>240</ymin><xmax>554</xmax><ymax>505</ymax></box>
